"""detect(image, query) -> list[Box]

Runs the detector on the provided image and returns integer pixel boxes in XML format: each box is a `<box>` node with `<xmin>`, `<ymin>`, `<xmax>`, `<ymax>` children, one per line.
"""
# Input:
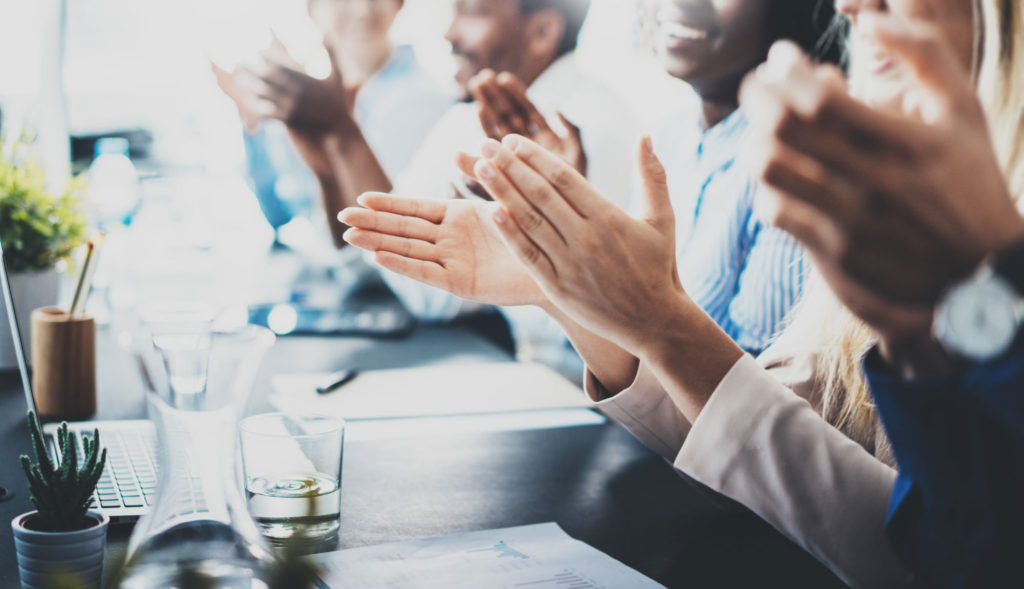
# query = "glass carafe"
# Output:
<box><xmin>120</xmin><ymin>324</ymin><xmax>277</xmax><ymax>588</ymax></box>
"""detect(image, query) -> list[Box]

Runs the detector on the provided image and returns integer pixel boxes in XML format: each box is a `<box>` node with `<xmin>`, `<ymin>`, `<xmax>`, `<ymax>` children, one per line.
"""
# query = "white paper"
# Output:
<box><xmin>309</xmin><ymin>523</ymin><xmax>665</xmax><ymax>589</ymax></box>
<box><xmin>271</xmin><ymin>362</ymin><xmax>592</xmax><ymax>420</ymax></box>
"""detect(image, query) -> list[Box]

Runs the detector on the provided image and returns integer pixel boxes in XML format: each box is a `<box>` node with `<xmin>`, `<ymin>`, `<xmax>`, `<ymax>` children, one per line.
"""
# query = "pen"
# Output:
<box><xmin>316</xmin><ymin>369</ymin><xmax>359</xmax><ymax>395</ymax></box>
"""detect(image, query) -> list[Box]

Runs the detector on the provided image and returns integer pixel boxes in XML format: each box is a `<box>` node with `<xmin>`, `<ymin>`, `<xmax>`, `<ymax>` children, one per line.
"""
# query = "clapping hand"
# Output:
<box><xmin>741</xmin><ymin>14</ymin><xmax>1024</xmax><ymax>342</ymax></box>
<box><xmin>339</xmin><ymin>194</ymin><xmax>546</xmax><ymax>307</ymax></box>
<box><xmin>469</xmin><ymin>69</ymin><xmax>587</xmax><ymax>176</ymax></box>
<box><xmin>250</xmin><ymin>41</ymin><xmax>353</xmax><ymax>136</ymax></box>
<box><xmin>211</xmin><ymin>62</ymin><xmax>266</xmax><ymax>132</ymax></box>
<box><xmin>472</xmin><ymin>134</ymin><xmax>685</xmax><ymax>355</ymax></box>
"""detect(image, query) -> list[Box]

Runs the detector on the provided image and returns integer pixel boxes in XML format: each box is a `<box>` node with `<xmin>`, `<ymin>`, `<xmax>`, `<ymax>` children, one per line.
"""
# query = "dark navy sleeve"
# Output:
<box><xmin>863</xmin><ymin>343</ymin><xmax>1024</xmax><ymax>587</ymax></box>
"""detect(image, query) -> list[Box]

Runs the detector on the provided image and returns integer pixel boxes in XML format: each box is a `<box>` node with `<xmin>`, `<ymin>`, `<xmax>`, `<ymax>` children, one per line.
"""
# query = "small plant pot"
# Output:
<box><xmin>11</xmin><ymin>510</ymin><xmax>109</xmax><ymax>589</ymax></box>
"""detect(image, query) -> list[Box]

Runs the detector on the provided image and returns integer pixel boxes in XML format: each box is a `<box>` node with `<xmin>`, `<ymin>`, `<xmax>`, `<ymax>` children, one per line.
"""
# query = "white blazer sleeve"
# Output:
<box><xmin>585</xmin><ymin>351</ymin><xmax>911</xmax><ymax>588</ymax></box>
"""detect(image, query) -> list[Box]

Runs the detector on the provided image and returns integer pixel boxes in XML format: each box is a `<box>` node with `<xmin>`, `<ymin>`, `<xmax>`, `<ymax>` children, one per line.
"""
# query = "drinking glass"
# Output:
<box><xmin>239</xmin><ymin>413</ymin><xmax>345</xmax><ymax>546</ymax></box>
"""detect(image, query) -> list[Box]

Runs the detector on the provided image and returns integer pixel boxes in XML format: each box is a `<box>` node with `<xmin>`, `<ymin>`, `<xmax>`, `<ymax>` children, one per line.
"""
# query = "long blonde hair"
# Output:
<box><xmin>812</xmin><ymin>0</ymin><xmax>1024</xmax><ymax>460</ymax></box>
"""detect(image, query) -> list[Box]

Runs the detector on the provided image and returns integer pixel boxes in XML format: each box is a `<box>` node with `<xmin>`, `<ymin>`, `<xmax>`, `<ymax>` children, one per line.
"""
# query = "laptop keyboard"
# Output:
<box><xmin>72</xmin><ymin>429</ymin><xmax>159</xmax><ymax>510</ymax></box>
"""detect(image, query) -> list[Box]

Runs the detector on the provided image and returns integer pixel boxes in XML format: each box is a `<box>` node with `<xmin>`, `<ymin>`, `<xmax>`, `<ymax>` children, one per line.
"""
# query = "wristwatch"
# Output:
<box><xmin>933</xmin><ymin>239</ymin><xmax>1024</xmax><ymax>362</ymax></box>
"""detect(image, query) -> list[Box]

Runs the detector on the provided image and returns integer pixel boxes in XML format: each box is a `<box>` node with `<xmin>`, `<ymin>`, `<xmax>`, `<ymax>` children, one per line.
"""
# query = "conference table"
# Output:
<box><xmin>0</xmin><ymin>174</ymin><xmax>845</xmax><ymax>587</ymax></box>
<box><xmin>0</xmin><ymin>318</ymin><xmax>846</xmax><ymax>588</ymax></box>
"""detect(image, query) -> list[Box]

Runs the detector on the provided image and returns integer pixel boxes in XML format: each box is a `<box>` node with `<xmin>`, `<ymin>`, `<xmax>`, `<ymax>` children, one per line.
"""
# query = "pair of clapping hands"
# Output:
<box><xmin>211</xmin><ymin>37</ymin><xmax>353</xmax><ymax>136</ymax></box>
<box><xmin>343</xmin><ymin>13</ymin><xmax>1024</xmax><ymax>369</ymax></box>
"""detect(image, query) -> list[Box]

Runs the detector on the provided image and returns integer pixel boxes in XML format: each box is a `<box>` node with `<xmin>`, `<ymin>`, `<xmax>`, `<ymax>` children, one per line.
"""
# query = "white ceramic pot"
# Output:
<box><xmin>11</xmin><ymin>510</ymin><xmax>110</xmax><ymax>589</ymax></box>
<box><xmin>0</xmin><ymin>268</ymin><xmax>64</xmax><ymax>369</ymax></box>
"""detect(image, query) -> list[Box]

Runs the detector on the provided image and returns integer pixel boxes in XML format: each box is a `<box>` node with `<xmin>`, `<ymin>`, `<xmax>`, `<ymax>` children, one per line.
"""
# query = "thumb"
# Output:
<box><xmin>637</xmin><ymin>136</ymin><xmax>673</xmax><ymax>233</ymax></box>
<box><xmin>325</xmin><ymin>43</ymin><xmax>345</xmax><ymax>86</ymax></box>
<box><xmin>861</xmin><ymin>12</ymin><xmax>976</xmax><ymax>120</ymax></box>
<box><xmin>269</xmin><ymin>31</ymin><xmax>288</xmax><ymax>56</ymax></box>
<box><xmin>556</xmin><ymin>112</ymin><xmax>582</xmax><ymax>142</ymax></box>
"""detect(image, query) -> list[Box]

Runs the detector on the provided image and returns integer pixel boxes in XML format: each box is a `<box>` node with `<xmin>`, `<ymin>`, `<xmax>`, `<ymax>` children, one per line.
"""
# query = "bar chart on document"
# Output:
<box><xmin>310</xmin><ymin>523</ymin><xmax>665</xmax><ymax>589</ymax></box>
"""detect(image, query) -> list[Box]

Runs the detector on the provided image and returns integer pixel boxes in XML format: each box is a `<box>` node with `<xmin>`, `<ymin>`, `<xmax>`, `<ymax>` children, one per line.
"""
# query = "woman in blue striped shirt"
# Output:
<box><xmin>638</xmin><ymin>1</ymin><xmax>838</xmax><ymax>355</ymax></box>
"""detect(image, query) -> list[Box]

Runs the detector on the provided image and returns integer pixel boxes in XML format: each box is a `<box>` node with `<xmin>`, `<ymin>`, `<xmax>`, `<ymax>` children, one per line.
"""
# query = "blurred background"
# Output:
<box><xmin>1</xmin><ymin>0</ymin><xmax>691</xmax><ymax>184</ymax></box>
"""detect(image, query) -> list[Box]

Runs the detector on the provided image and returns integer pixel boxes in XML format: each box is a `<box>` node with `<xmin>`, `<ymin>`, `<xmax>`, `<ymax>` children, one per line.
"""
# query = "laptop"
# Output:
<box><xmin>0</xmin><ymin>241</ymin><xmax>154</xmax><ymax>523</ymax></box>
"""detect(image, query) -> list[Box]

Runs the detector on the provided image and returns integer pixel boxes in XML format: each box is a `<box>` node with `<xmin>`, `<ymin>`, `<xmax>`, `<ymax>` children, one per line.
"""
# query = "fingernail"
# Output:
<box><xmin>478</xmin><ymin>162</ymin><xmax>497</xmax><ymax>181</ymax></box>
<box><xmin>493</xmin><ymin>208</ymin><xmax>508</xmax><ymax>225</ymax></box>
<box><xmin>643</xmin><ymin>135</ymin><xmax>654</xmax><ymax>155</ymax></box>
<box><xmin>503</xmin><ymin>135</ymin><xmax>520</xmax><ymax>151</ymax></box>
<box><xmin>481</xmin><ymin>139</ymin><xmax>499</xmax><ymax>158</ymax></box>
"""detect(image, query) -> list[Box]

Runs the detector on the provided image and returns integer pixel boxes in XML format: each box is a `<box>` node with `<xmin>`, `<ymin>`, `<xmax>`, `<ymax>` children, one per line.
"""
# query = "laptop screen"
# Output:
<box><xmin>0</xmin><ymin>237</ymin><xmax>40</xmax><ymax>417</ymax></box>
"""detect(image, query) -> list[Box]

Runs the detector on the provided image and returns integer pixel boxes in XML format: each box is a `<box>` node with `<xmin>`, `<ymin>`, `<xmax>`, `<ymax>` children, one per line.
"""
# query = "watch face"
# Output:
<box><xmin>937</xmin><ymin>276</ymin><xmax>1018</xmax><ymax>361</ymax></box>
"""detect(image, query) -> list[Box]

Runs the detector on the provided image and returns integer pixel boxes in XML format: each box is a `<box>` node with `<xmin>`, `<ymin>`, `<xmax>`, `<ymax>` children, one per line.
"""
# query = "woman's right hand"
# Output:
<box><xmin>339</xmin><ymin>194</ymin><xmax>547</xmax><ymax>308</ymax></box>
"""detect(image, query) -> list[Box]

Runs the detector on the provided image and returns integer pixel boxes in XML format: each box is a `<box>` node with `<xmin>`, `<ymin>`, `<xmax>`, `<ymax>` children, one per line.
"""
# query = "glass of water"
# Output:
<box><xmin>239</xmin><ymin>413</ymin><xmax>345</xmax><ymax>546</ymax></box>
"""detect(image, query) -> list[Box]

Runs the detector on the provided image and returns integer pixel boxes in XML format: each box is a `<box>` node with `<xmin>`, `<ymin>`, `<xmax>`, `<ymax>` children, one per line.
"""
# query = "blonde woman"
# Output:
<box><xmin>337</xmin><ymin>0</ymin><xmax>1023</xmax><ymax>586</ymax></box>
<box><xmin>743</xmin><ymin>1</ymin><xmax>1024</xmax><ymax>586</ymax></box>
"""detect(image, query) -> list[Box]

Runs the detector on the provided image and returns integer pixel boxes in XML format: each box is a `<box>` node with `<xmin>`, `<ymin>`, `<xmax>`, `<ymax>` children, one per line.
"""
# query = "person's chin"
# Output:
<box><xmin>657</xmin><ymin>47</ymin><xmax>710</xmax><ymax>82</ymax></box>
<box><xmin>861</xmin><ymin>74</ymin><xmax>912</xmax><ymax>114</ymax></box>
<box><xmin>453</xmin><ymin>67</ymin><xmax>480</xmax><ymax>101</ymax></box>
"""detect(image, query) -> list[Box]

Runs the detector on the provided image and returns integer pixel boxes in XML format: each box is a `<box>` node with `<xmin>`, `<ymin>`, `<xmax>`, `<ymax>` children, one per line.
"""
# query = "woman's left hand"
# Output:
<box><xmin>472</xmin><ymin>134</ymin><xmax>688</xmax><ymax>356</ymax></box>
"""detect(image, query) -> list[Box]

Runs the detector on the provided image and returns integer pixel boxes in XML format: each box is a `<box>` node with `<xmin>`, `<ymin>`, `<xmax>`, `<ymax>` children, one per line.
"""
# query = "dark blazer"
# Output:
<box><xmin>864</xmin><ymin>339</ymin><xmax>1024</xmax><ymax>588</ymax></box>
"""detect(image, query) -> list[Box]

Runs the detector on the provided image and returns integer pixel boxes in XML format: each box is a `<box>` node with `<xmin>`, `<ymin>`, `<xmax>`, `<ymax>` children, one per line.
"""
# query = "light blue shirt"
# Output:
<box><xmin>648</xmin><ymin>108</ymin><xmax>808</xmax><ymax>354</ymax></box>
<box><xmin>244</xmin><ymin>44</ymin><xmax>452</xmax><ymax>230</ymax></box>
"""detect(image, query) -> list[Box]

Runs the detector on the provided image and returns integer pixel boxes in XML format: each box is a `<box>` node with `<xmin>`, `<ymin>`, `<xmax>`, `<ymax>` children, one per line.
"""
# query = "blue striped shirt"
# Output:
<box><xmin>643</xmin><ymin>108</ymin><xmax>808</xmax><ymax>354</ymax></box>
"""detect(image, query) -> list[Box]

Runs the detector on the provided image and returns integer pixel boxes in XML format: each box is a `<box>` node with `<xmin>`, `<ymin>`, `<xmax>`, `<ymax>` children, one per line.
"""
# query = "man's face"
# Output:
<box><xmin>446</xmin><ymin>0</ymin><xmax>530</xmax><ymax>99</ymax></box>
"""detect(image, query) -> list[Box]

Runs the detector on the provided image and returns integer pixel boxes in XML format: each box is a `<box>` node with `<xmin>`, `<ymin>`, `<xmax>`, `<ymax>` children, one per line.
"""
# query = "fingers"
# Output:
<box><xmin>354</xmin><ymin>193</ymin><xmax>448</xmax><ymax>224</ymax></box>
<box><xmin>496</xmin><ymin>73</ymin><xmax>557</xmax><ymax>141</ymax></box>
<box><xmin>741</xmin><ymin>124</ymin><xmax>863</xmax><ymax>226</ymax></box>
<box><xmin>470</xmin><ymin>70</ymin><xmax>526</xmax><ymax>136</ymax></box>
<box><xmin>342</xmin><ymin>228</ymin><xmax>439</xmax><ymax>262</ymax></box>
<box><xmin>338</xmin><ymin>208</ymin><xmax>439</xmax><ymax>243</ymax></box>
<box><xmin>758</xmin><ymin>186</ymin><xmax>843</xmax><ymax>258</ymax></box>
<box><xmin>741</xmin><ymin>49</ymin><xmax>915</xmax><ymax>197</ymax></box>
<box><xmin>491</xmin><ymin>208</ymin><xmax>559</xmax><ymax>283</ymax></box>
<box><xmin>373</xmin><ymin>252</ymin><xmax>449</xmax><ymax>289</ymax></box>
<box><xmin>556</xmin><ymin>112</ymin><xmax>582</xmax><ymax>144</ymax></box>
<box><xmin>475</xmin><ymin>141</ymin><xmax>569</xmax><ymax>249</ymax></box>
<box><xmin>860</xmin><ymin>12</ymin><xmax>976</xmax><ymax>120</ymax></box>
<box><xmin>500</xmin><ymin>135</ymin><xmax>605</xmax><ymax>218</ymax></box>
<box><xmin>325</xmin><ymin>44</ymin><xmax>344</xmax><ymax>84</ymax></box>
<box><xmin>455</xmin><ymin>151</ymin><xmax>482</xmax><ymax>181</ymax></box>
<box><xmin>636</xmin><ymin>137</ymin><xmax>675</xmax><ymax>235</ymax></box>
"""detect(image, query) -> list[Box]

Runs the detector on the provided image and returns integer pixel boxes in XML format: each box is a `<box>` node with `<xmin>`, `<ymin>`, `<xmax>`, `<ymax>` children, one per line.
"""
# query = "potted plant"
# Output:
<box><xmin>12</xmin><ymin>411</ymin><xmax>109</xmax><ymax>589</ymax></box>
<box><xmin>0</xmin><ymin>135</ymin><xmax>89</xmax><ymax>368</ymax></box>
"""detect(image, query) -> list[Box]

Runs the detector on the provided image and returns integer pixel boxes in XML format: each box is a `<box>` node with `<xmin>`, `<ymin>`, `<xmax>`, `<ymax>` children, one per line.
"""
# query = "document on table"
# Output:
<box><xmin>309</xmin><ymin>522</ymin><xmax>665</xmax><ymax>589</ymax></box>
<box><xmin>271</xmin><ymin>362</ymin><xmax>592</xmax><ymax>419</ymax></box>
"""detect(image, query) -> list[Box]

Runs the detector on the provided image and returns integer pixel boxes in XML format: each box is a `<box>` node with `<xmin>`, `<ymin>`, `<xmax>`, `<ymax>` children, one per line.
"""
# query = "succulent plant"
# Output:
<box><xmin>19</xmin><ymin>411</ymin><xmax>107</xmax><ymax>532</ymax></box>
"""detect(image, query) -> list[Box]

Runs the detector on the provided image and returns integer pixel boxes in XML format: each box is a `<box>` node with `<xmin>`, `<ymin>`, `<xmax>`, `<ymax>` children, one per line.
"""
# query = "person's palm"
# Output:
<box><xmin>433</xmin><ymin>200</ymin><xmax>544</xmax><ymax>305</ymax></box>
<box><xmin>339</xmin><ymin>195</ymin><xmax>545</xmax><ymax>307</ymax></box>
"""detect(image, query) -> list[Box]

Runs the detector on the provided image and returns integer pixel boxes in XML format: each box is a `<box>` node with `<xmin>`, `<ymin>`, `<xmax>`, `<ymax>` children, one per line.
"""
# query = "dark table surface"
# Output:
<box><xmin>0</xmin><ymin>322</ymin><xmax>846</xmax><ymax>588</ymax></box>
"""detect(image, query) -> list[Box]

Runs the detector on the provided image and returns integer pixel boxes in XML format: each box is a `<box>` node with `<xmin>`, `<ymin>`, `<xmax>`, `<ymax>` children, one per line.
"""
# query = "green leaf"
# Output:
<box><xmin>0</xmin><ymin>137</ymin><xmax>90</xmax><ymax>273</ymax></box>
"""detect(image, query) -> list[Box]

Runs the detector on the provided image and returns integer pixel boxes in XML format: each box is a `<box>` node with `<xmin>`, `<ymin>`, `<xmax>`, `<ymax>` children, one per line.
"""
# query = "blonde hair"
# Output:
<box><xmin>813</xmin><ymin>0</ymin><xmax>1024</xmax><ymax>460</ymax></box>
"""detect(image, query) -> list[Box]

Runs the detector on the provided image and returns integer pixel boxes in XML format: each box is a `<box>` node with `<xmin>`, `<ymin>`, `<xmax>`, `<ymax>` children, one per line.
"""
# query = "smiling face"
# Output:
<box><xmin>837</xmin><ymin>0</ymin><xmax>975</xmax><ymax>108</ymax></box>
<box><xmin>654</xmin><ymin>0</ymin><xmax>773</xmax><ymax>99</ymax></box>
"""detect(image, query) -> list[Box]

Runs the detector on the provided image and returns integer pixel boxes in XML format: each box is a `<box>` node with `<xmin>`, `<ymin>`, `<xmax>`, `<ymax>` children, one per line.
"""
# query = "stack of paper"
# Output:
<box><xmin>309</xmin><ymin>523</ymin><xmax>665</xmax><ymax>589</ymax></box>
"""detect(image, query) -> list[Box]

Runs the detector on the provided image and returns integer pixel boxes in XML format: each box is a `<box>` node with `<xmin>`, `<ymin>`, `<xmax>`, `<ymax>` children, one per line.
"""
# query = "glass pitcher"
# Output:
<box><xmin>120</xmin><ymin>323</ymin><xmax>277</xmax><ymax>588</ymax></box>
